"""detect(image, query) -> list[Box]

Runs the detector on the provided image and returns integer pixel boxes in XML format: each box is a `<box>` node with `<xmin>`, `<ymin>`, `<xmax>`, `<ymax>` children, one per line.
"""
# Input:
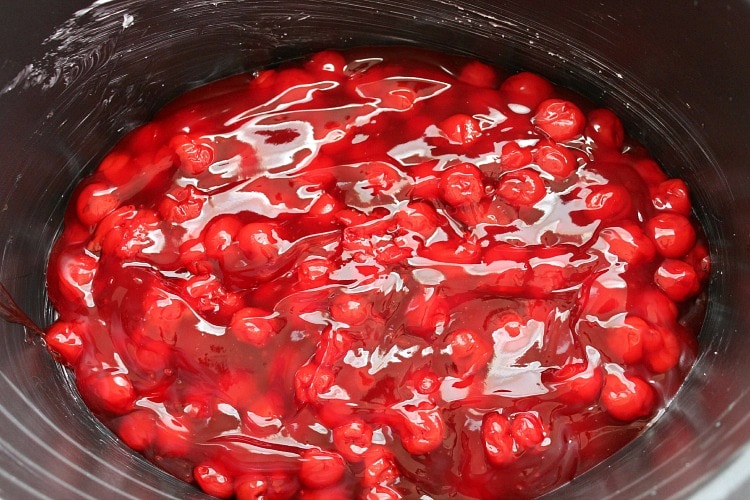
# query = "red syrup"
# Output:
<box><xmin>43</xmin><ymin>48</ymin><xmax>710</xmax><ymax>499</ymax></box>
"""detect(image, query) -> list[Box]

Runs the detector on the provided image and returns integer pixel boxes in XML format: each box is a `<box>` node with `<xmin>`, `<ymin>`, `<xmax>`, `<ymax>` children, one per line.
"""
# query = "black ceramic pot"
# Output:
<box><xmin>1</xmin><ymin>1</ymin><xmax>748</xmax><ymax>498</ymax></box>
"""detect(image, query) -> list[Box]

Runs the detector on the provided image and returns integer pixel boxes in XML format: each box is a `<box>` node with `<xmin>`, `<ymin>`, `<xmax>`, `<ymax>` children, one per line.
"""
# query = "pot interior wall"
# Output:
<box><xmin>0</xmin><ymin>1</ymin><xmax>748</xmax><ymax>498</ymax></box>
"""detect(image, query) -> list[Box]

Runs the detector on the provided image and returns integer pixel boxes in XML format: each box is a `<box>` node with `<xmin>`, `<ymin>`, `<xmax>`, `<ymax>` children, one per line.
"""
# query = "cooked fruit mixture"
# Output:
<box><xmin>44</xmin><ymin>48</ymin><xmax>710</xmax><ymax>499</ymax></box>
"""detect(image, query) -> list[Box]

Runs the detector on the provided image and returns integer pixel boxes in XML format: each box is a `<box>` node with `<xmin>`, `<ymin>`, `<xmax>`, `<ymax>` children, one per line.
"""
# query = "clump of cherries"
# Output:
<box><xmin>44</xmin><ymin>48</ymin><xmax>709</xmax><ymax>499</ymax></box>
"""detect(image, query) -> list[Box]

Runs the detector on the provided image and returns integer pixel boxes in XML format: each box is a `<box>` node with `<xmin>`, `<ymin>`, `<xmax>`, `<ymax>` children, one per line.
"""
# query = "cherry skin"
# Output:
<box><xmin>333</xmin><ymin>418</ymin><xmax>374</xmax><ymax>462</ymax></box>
<box><xmin>652</xmin><ymin>178</ymin><xmax>691</xmax><ymax>215</ymax></box>
<box><xmin>534</xmin><ymin>141</ymin><xmax>577</xmax><ymax>178</ymax></box>
<box><xmin>299</xmin><ymin>449</ymin><xmax>347</xmax><ymax>489</ymax></box>
<box><xmin>229</xmin><ymin>307</ymin><xmax>281</xmax><ymax>347</ymax></box>
<box><xmin>439</xmin><ymin>162</ymin><xmax>485</xmax><ymax>206</ymax></box>
<box><xmin>645</xmin><ymin>213</ymin><xmax>697</xmax><ymax>258</ymax></box>
<box><xmin>584</xmin><ymin>108</ymin><xmax>625</xmax><ymax>150</ymax></box>
<box><xmin>482</xmin><ymin>412</ymin><xmax>516</xmax><ymax>467</ymax></box>
<box><xmin>600</xmin><ymin>372</ymin><xmax>656</xmax><ymax>422</ymax></box>
<box><xmin>654</xmin><ymin>258</ymin><xmax>700</xmax><ymax>302</ymax></box>
<box><xmin>439</xmin><ymin>114</ymin><xmax>482</xmax><ymax>145</ymax></box>
<box><xmin>45</xmin><ymin>321</ymin><xmax>85</xmax><ymax>365</ymax></box>
<box><xmin>497</xmin><ymin>169</ymin><xmax>546</xmax><ymax>207</ymax></box>
<box><xmin>76</xmin><ymin>182</ymin><xmax>120</xmax><ymax>226</ymax></box>
<box><xmin>500</xmin><ymin>142</ymin><xmax>533</xmax><ymax>170</ymax></box>
<box><xmin>511</xmin><ymin>411</ymin><xmax>547</xmax><ymax>449</ymax></box>
<box><xmin>500</xmin><ymin>71</ymin><xmax>554</xmax><ymax>109</ymax></box>
<box><xmin>533</xmin><ymin>99</ymin><xmax>586</xmax><ymax>142</ymax></box>
<box><xmin>193</xmin><ymin>463</ymin><xmax>234</xmax><ymax>499</ymax></box>
<box><xmin>459</xmin><ymin>60</ymin><xmax>497</xmax><ymax>88</ymax></box>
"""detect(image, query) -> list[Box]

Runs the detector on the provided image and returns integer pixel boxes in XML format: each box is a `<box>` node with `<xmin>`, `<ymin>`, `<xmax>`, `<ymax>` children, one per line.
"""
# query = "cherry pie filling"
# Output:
<box><xmin>45</xmin><ymin>48</ymin><xmax>709</xmax><ymax>499</ymax></box>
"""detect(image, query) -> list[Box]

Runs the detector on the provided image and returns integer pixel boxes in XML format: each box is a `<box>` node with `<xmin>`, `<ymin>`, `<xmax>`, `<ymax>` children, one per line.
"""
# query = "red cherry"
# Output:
<box><xmin>182</xmin><ymin>273</ymin><xmax>242</xmax><ymax>318</ymax></box>
<box><xmin>421</xmin><ymin>238</ymin><xmax>480</xmax><ymax>264</ymax></box>
<box><xmin>361</xmin><ymin>485</ymin><xmax>402</xmax><ymax>500</ymax></box>
<box><xmin>510</xmin><ymin>411</ymin><xmax>546</xmax><ymax>449</ymax></box>
<box><xmin>242</xmin><ymin>393</ymin><xmax>284</xmax><ymax>436</ymax></box>
<box><xmin>500</xmin><ymin>142</ymin><xmax>533</xmax><ymax>170</ymax></box>
<box><xmin>116</xmin><ymin>410</ymin><xmax>156</xmax><ymax>452</ymax></box>
<box><xmin>580</xmin><ymin>274</ymin><xmax>627</xmax><ymax>319</ymax></box>
<box><xmin>645</xmin><ymin>213</ymin><xmax>697</xmax><ymax>258</ymax></box>
<box><xmin>394</xmin><ymin>201</ymin><xmax>440</xmax><ymax>239</ymax></box>
<box><xmin>194</xmin><ymin>463</ymin><xmax>234</xmax><ymax>499</ymax></box>
<box><xmin>361</xmin><ymin>446</ymin><xmax>399</xmax><ymax>487</ymax></box>
<box><xmin>654</xmin><ymin>258</ymin><xmax>700</xmax><ymax>302</ymax></box>
<box><xmin>533</xmin><ymin>141</ymin><xmax>577</xmax><ymax>178</ymax></box>
<box><xmin>445</xmin><ymin>328</ymin><xmax>493</xmax><ymax>378</ymax></box>
<box><xmin>533</xmin><ymin>99</ymin><xmax>585</xmax><ymax>142</ymax></box>
<box><xmin>404</xmin><ymin>287</ymin><xmax>449</xmax><ymax>338</ymax></box>
<box><xmin>229</xmin><ymin>307</ymin><xmax>280</xmax><ymax>347</ymax></box>
<box><xmin>84</xmin><ymin>371</ymin><xmax>136</xmax><ymax>414</ymax></box>
<box><xmin>305</xmin><ymin>50</ymin><xmax>347</xmax><ymax>76</ymax></box>
<box><xmin>642</xmin><ymin>325</ymin><xmax>681</xmax><ymax>374</ymax></box>
<box><xmin>632</xmin><ymin>157</ymin><xmax>669</xmax><ymax>186</ymax></box>
<box><xmin>264</xmin><ymin>471</ymin><xmax>301</xmax><ymax>499</ymax></box>
<box><xmin>584</xmin><ymin>109</ymin><xmax>625</xmax><ymax>150</ymax></box>
<box><xmin>497</xmin><ymin>169</ymin><xmax>546</xmax><ymax>207</ymax></box>
<box><xmin>128</xmin><ymin>336</ymin><xmax>174</xmax><ymax>391</ymax></box>
<box><xmin>604</xmin><ymin>315</ymin><xmax>647</xmax><ymax>364</ymax></box>
<box><xmin>544</xmin><ymin>361</ymin><xmax>604</xmax><ymax>407</ymax></box>
<box><xmin>583</xmin><ymin>184</ymin><xmax>632</xmax><ymax>221</ymax></box>
<box><xmin>459</xmin><ymin>60</ymin><xmax>497</xmax><ymax>88</ymax></box>
<box><xmin>294</xmin><ymin>363</ymin><xmax>335</xmax><ymax>404</ymax></box>
<box><xmin>398</xmin><ymin>407</ymin><xmax>445</xmax><ymax>455</ymax></box>
<box><xmin>125</xmin><ymin>122</ymin><xmax>166</xmax><ymax>151</ymax></box>
<box><xmin>333</xmin><ymin>418</ymin><xmax>373</xmax><ymax>462</ymax></box>
<box><xmin>600</xmin><ymin>372</ymin><xmax>656</xmax><ymax>422</ymax></box>
<box><xmin>598</xmin><ymin>223</ymin><xmax>656</xmax><ymax>265</ymax></box>
<box><xmin>171</xmin><ymin>134</ymin><xmax>214</xmax><ymax>175</ymax></box>
<box><xmin>203</xmin><ymin>215</ymin><xmax>242</xmax><ymax>259</ymax></box>
<box><xmin>438</xmin><ymin>114</ymin><xmax>482</xmax><ymax>145</ymax></box>
<box><xmin>299</xmin><ymin>449</ymin><xmax>347</xmax><ymax>489</ymax></box>
<box><xmin>482</xmin><ymin>411</ymin><xmax>515</xmax><ymax>467</ymax></box>
<box><xmin>330</xmin><ymin>292</ymin><xmax>370</xmax><ymax>326</ymax></box>
<box><xmin>45</xmin><ymin>321</ymin><xmax>85</xmax><ymax>365</ymax></box>
<box><xmin>141</xmin><ymin>287</ymin><xmax>186</xmax><ymax>345</ymax></box>
<box><xmin>237</xmin><ymin>222</ymin><xmax>283</xmax><ymax>260</ymax></box>
<box><xmin>235</xmin><ymin>476</ymin><xmax>268</xmax><ymax>500</ymax></box>
<box><xmin>412</xmin><ymin>369</ymin><xmax>441</xmax><ymax>395</ymax></box>
<box><xmin>309</xmin><ymin>192</ymin><xmax>345</xmax><ymax>223</ymax></box>
<box><xmin>153</xmin><ymin>416</ymin><xmax>192</xmax><ymax>457</ymax></box>
<box><xmin>158</xmin><ymin>185</ymin><xmax>206</xmax><ymax>223</ymax></box>
<box><xmin>55</xmin><ymin>249</ymin><xmax>98</xmax><ymax>304</ymax></box>
<box><xmin>500</xmin><ymin>72</ymin><xmax>554</xmax><ymax>110</ymax></box>
<box><xmin>297</xmin><ymin>257</ymin><xmax>334</xmax><ymax>285</ymax></box>
<box><xmin>76</xmin><ymin>182</ymin><xmax>120</xmax><ymax>226</ymax></box>
<box><xmin>652</xmin><ymin>179</ymin><xmax>691</xmax><ymax>215</ymax></box>
<box><xmin>439</xmin><ymin>162</ymin><xmax>484</xmax><ymax>206</ymax></box>
<box><xmin>98</xmin><ymin>151</ymin><xmax>132</xmax><ymax>185</ymax></box>
<box><xmin>358</xmin><ymin>161</ymin><xmax>402</xmax><ymax>195</ymax></box>
<box><xmin>97</xmin><ymin>208</ymin><xmax>164</xmax><ymax>260</ymax></box>
<box><xmin>631</xmin><ymin>287</ymin><xmax>679</xmax><ymax>327</ymax></box>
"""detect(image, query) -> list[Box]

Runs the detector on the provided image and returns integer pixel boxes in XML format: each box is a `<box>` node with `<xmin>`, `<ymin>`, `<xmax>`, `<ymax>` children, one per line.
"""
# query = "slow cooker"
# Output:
<box><xmin>1</xmin><ymin>1</ymin><xmax>748</xmax><ymax>498</ymax></box>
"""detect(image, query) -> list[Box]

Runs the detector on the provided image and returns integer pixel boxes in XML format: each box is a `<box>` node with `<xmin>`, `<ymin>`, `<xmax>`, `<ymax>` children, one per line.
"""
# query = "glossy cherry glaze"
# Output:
<box><xmin>44</xmin><ymin>48</ymin><xmax>709</xmax><ymax>499</ymax></box>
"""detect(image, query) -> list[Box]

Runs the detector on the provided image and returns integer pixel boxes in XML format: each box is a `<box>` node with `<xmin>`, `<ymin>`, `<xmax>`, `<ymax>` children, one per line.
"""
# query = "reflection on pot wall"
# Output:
<box><xmin>0</xmin><ymin>1</ymin><xmax>748</xmax><ymax>499</ymax></box>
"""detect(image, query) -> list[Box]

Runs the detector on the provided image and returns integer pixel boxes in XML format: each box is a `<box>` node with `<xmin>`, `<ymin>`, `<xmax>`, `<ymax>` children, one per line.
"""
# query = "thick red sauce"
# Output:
<box><xmin>44</xmin><ymin>48</ymin><xmax>709</xmax><ymax>499</ymax></box>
